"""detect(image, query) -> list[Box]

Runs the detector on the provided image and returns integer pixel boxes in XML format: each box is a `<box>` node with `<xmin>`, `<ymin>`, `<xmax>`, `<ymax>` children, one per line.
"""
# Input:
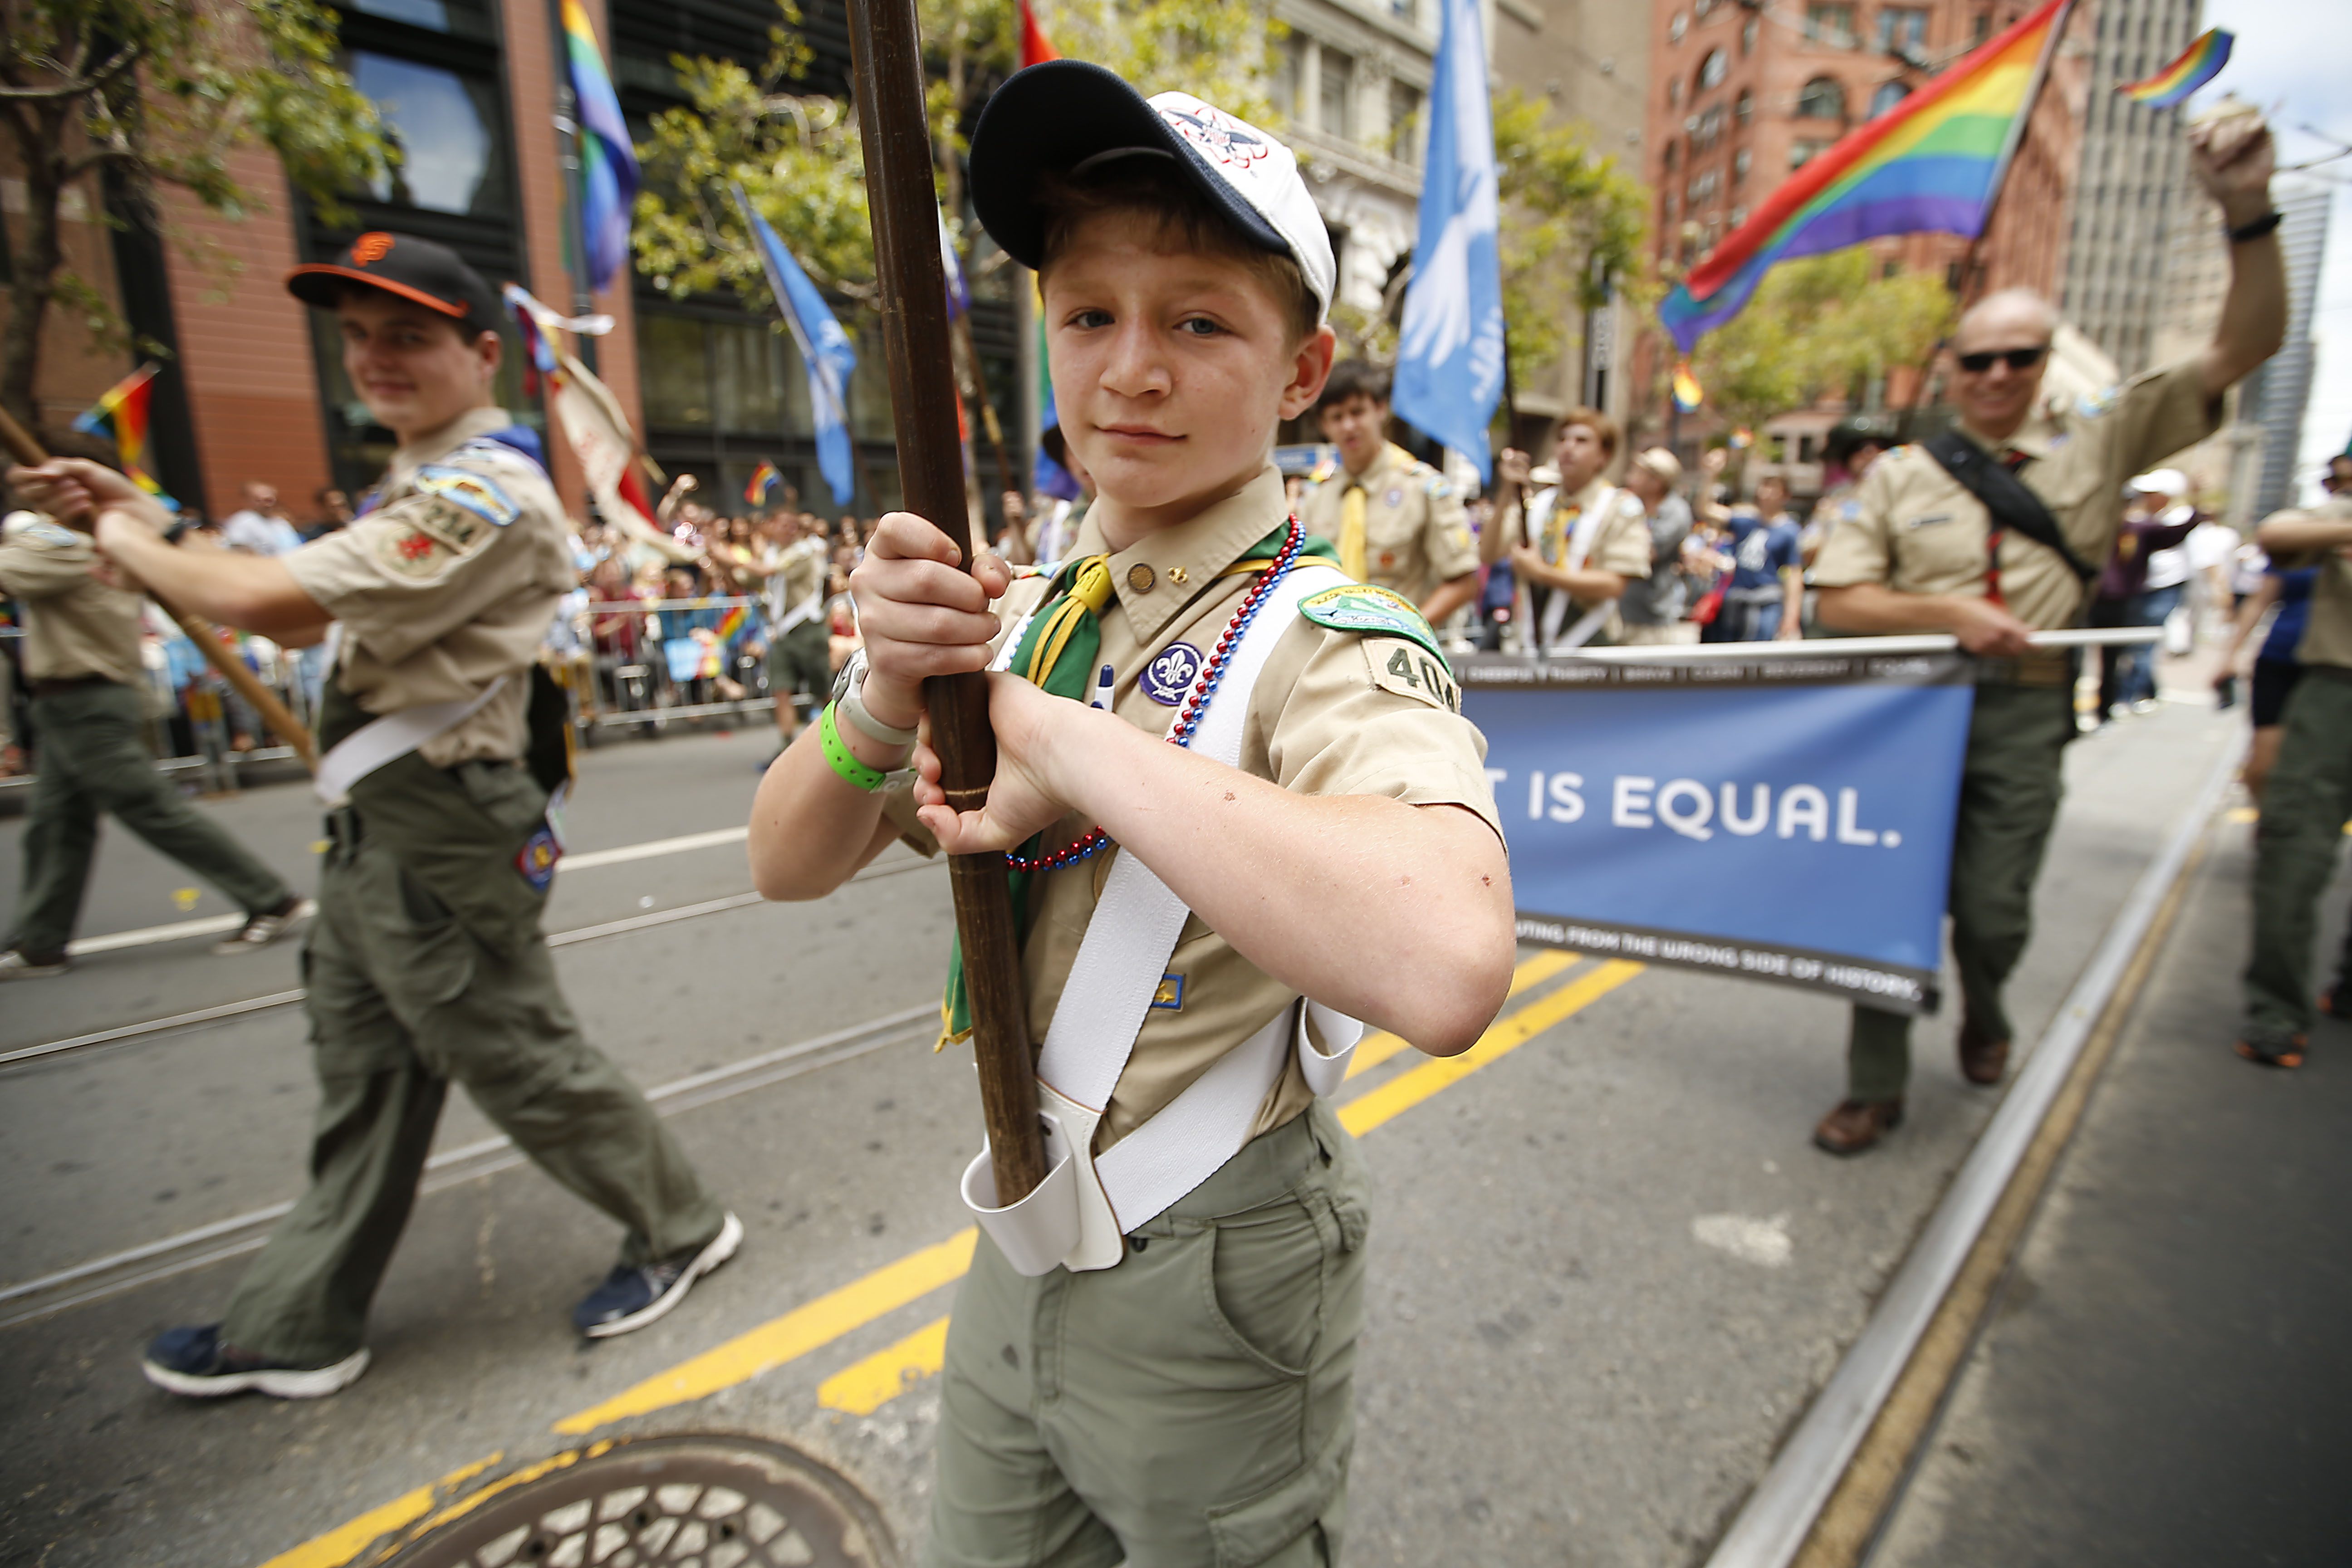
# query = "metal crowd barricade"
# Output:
<box><xmin>566</xmin><ymin>593</ymin><xmax>788</xmax><ymax>744</ymax></box>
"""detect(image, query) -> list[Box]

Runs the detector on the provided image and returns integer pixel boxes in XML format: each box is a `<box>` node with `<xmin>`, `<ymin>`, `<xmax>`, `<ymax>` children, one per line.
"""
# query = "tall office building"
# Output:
<box><xmin>2059</xmin><ymin>0</ymin><xmax>2203</xmax><ymax>377</ymax></box>
<box><xmin>2239</xmin><ymin>179</ymin><xmax>2333</xmax><ymax>515</ymax></box>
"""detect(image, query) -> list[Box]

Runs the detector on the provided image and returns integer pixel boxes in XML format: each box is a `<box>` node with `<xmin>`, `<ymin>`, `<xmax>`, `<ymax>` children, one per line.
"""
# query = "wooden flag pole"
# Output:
<box><xmin>0</xmin><ymin>407</ymin><xmax>318</xmax><ymax>770</ymax></box>
<box><xmin>847</xmin><ymin>0</ymin><xmax>1047</xmax><ymax>1203</ymax></box>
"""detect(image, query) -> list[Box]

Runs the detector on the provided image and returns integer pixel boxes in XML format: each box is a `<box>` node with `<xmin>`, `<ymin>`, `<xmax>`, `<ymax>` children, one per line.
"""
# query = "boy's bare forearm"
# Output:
<box><xmin>747</xmin><ymin>731</ymin><xmax>904</xmax><ymax>899</ymax></box>
<box><xmin>1049</xmin><ymin>705</ymin><xmax>1515</xmax><ymax>1054</ymax></box>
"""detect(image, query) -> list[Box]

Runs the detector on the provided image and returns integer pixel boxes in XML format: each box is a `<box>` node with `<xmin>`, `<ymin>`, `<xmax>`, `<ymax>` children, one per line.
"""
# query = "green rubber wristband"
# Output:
<box><xmin>820</xmin><ymin>702</ymin><xmax>891</xmax><ymax>792</ymax></box>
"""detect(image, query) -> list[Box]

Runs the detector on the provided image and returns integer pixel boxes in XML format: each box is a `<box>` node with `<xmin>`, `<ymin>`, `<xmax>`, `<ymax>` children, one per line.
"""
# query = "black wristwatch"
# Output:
<box><xmin>2226</xmin><ymin>210</ymin><xmax>2282</xmax><ymax>244</ymax></box>
<box><xmin>162</xmin><ymin>518</ymin><xmax>195</xmax><ymax>547</ymax></box>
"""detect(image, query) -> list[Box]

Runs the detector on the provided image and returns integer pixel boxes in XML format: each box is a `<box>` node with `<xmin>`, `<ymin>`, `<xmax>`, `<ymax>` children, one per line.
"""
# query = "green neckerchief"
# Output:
<box><xmin>938</xmin><ymin>521</ymin><xmax>1334</xmax><ymax>1046</ymax></box>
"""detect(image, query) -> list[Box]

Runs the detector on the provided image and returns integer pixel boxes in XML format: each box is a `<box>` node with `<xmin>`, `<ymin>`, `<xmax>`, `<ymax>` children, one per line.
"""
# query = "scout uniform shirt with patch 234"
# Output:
<box><xmin>1811</xmin><ymin>360</ymin><xmax>2221</xmax><ymax>637</ymax></box>
<box><xmin>1298</xmin><ymin>441</ymin><xmax>1479</xmax><ymax>603</ymax></box>
<box><xmin>282</xmin><ymin>407</ymin><xmax>574</xmax><ymax>768</ymax></box>
<box><xmin>888</xmin><ymin>466</ymin><xmax>1502</xmax><ymax>1153</ymax></box>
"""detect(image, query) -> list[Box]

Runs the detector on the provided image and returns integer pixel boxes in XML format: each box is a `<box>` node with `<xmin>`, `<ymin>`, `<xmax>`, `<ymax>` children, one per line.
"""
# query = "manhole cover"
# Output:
<box><xmin>381</xmin><ymin>1435</ymin><xmax>896</xmax><ymax>1568</ymax></box>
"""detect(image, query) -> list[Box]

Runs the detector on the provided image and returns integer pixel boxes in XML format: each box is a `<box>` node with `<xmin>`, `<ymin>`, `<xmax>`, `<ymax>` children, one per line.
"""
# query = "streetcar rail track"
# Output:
<box><xmin>0</xmin><ymin>1002</ymin><xmax>942</xmax><ymax>1328</ymax></box>
<box><xmin>0</xmin><ymin>854</ymin><xmax>943</xmax><ymax>1072</ymax></box>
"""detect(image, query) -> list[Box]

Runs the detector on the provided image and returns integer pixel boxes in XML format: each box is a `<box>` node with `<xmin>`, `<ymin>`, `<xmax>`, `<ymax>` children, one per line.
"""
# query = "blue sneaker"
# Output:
<box><xmin>140</xmin><ymin>1324</ymin><xmax>369</xmax><ymax>1399</ymax></box>
<box><xmin>573</xmin><ymin>1211</ymin><xmax>743</xmax><ymax>1338</ymax></box>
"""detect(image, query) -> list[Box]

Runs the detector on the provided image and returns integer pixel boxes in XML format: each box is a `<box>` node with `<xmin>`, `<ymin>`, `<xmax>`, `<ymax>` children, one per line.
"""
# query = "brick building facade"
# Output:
<box><xmin>1634</xmin><ymin>0</ymin><xmax>2088</xmax><ymax>434</ymax></box>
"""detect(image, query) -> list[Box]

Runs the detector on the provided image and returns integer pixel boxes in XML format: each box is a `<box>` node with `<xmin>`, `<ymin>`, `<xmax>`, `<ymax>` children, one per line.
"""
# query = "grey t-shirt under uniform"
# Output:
<box><xmin>1618</xmin><ymin>492</ymin><xmax>1693</xmax><ymax>626</ymax></box>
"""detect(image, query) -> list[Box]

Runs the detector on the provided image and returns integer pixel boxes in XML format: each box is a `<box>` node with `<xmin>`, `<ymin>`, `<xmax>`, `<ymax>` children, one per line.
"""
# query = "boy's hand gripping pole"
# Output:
<box><xmin>0</xmin><ymin>405</ymin><xmax>319</xmax><ymax>771</ymax></box>
<box><xmin>846</xmin><ymin>0</ymin><xmax>1048</xmax><ymax>1204</ymax></box>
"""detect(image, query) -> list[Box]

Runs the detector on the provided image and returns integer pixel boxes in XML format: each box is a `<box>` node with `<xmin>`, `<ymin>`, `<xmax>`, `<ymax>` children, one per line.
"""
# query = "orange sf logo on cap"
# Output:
<box><xmin>351</xmin><ymin>232</ymin><xmax>395</xmax><ymax>265</ymax></box>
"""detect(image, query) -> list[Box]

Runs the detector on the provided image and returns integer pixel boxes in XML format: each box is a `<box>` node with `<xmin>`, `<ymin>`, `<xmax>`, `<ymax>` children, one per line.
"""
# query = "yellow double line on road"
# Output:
<box><xmin>260</xmin><ymin>950</ymin><xmax>1642</xmax><ymax>1568</ymax></box>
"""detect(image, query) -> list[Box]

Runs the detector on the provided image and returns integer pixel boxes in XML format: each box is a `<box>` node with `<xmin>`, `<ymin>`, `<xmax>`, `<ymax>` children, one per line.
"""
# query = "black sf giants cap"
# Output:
<box><xmin>286</xmin><ymin>232</ymin><xmax>503</xmax><ymax>333</ymax></box>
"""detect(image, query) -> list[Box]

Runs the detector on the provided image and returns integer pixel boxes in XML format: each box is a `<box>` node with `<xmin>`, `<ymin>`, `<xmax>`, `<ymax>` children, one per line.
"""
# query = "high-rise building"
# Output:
<box><xmin>2239</xmin><ymin>179</ymin><xmax>2334</xmax><ymax>516</ymax></box>
<box><xmin>2058</xmin><ymin>0</ymin><xmax>2202</xmax><ymax>377</ymax></box>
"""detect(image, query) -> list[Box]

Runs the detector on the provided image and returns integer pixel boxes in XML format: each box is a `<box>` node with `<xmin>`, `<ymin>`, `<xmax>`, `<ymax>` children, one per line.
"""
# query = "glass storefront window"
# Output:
<box><xmin>711</xmin><ymin>319</ymin><xmax>787</xmax><ymax>433</ymax></box>
<box><xmin>351</xmin><ymin>52</ymin><xmax>510</xmax><ymax>217</ymax></box>
<box><xmin>640</xmin><ymin>313</ymin><xmax>712</xmax><ymax>428</ymax></box>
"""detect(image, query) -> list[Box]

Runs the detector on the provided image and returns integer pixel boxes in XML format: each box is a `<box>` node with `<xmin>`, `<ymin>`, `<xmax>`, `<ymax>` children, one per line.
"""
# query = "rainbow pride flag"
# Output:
<box><xmin>2116</xmin><ymin>26</ymin><xmax>2231</xmax><ymax>109</ymax></box>
<box><xmin>715</xmin><ymin>603</ymin><xmax>749</xmax><ymax>651</ymax></box>
<box><xmin>745</xmin><ymin>461</ymin><xmax>782</xmax><ymax>506</ymax></box>
<box><xmin>1659</xmin><ymin>0</ymin><xmax>2068</xmax><ymax>351</ymax></box>
<box><xmin>70</xmin><ymin>363</ymin><xmax>178</xmax><ymax>512</ymax></box>
<box><xmin>560</xmin><ymin>0</ymin><xmax>638</xmax><ymax>293</ymax></box>
<box><xmin>1672</xmin><ymin>363</ymin><xmax>1705</xmax><ymax>412</ymax></box>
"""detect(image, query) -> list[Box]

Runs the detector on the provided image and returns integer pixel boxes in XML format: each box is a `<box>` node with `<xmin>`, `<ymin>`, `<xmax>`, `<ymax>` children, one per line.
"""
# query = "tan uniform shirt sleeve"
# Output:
<box><xmin>284</xmin><ymin>452</ymin><xmax>564</xmax><ymax>667</ymax></box>
<box><xmin>1810</xmin><ymin>458</ymin><xmax>1903</xmax><ymax>588</ymax></box>
<box><xmin>1420</xmin><ymin>480</ymin><xmax>1479</xmax><ymax>583</ymax></box>
<box><xmin>0</xmin><ymin>522</ymin><xmax>95</xmax><ymax>600</ymax></box>
<box><xmin>2098</xmin><ymin>358</ymin><xmax>2224</xmax><ymax>487</ymax></box>
<box><xmin>1592</xmin><ymin>494</ymin><xmax>1655</xmax><ymax>579</ymax></box>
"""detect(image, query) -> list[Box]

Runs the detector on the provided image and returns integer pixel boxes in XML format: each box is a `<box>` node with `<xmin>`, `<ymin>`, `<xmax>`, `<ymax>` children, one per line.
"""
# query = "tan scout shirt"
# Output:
<box><xmin>283</xmin><ymin>407</ymin><xmax>573</xmax><ymax>767</ymax></box>
<box><xmin>1813</xmin><ymin>359</ymin><xmax>2220</xmax><ymax>630</ymax></box>
<box><xmin>1298</xmin><ymin>442</ymin><xmax>1480</xmax><ymax>604</ymax></box>
<box><xmin>0</xmin><ymin>510</ymin><xmax>147</xmax><ymax>688</ymax></box>
<box><xmin>892</xmin><ymin>466</ymin><xmax>1503</xmax><ymax>1154</ymax></box>
<box><xmin>2269</xmin><ymin>493</ymin><xmax>2352</xmax><ymax>671</ymax></box>
<box><xmin>1500</xmin><ymin>476</ymin><xmax>1654</xmax><ymax>584</ymax></box>
<box><xmin>764</xmin><ymin>535</ymin><xmax>828</xmax><ymax>625</ymax></box>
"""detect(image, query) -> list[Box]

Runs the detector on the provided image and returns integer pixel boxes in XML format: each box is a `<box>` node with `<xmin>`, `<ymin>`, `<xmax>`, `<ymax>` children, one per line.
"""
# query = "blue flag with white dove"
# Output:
<box><xmin>733</xmin><ymin>184</ymin><xmax>860</xmax><ymax>508</ymax></box>
<box><xmin>1391</xmin><ymin>0</ymin><xmax>1504</xmax><ymax>483</ymax></box>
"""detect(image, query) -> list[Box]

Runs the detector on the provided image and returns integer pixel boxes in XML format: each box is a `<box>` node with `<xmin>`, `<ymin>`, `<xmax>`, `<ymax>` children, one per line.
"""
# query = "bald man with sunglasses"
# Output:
<box><xmin>1804</xmin><ymin>106</ymin><xmax>2286</xmax><ymax>1156</ymax></box>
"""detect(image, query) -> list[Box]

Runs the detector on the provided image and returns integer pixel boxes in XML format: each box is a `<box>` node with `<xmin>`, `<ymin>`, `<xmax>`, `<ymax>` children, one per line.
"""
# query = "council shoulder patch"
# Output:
<box><xmin>1298</xmin><ymin>581</ymin><xmax>1446</xmax><ymax>663</ymax></box>
<box><xmin>2076</xmin><ymin>385</ymin><xmax>2119</xmax><ymax>420</ymax></box>
<box><xmin>415</xmin><ymin>464</ymin><xmax>521</xmax><ymax>530</ymax></box>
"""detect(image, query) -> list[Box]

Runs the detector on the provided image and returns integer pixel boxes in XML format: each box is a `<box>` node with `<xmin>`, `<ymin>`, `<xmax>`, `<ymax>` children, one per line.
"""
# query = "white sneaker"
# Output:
<box><xmin>212</xmin><ymin>897</ymin><xmax>312</xmax><ymax>956</ymax></box>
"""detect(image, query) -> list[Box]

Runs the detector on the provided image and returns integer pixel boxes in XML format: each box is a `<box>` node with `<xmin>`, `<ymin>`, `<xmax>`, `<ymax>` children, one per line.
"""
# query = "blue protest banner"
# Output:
<box><xmin>1461</xmin><ymin>650</ymin><xmax>1975</xmax><ymax>1013</ymax></box>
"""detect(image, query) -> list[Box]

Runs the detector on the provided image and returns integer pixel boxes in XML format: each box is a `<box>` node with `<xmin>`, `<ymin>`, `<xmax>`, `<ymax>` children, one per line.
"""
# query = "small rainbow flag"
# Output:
<box><xmin>560</xmin><ymin>0</ymin><xmax>639</xmax><ymax>293</ymax></box>
<box><xmin>2116</xmin><ymin>26</ymin><xmax>2231</xmax><ymax>109</ymax></box>
<box><xmin>1660</xmin><ymin>0</ymin><xmax>2069</xmax><ymax>351</ymax></box>
<box><xmin>70</xmin><ymin>363</ymin><xmax>178</xmax><ymax>512</ymax></box>
<box><xmin>745</xmin><ymin>461</ymin><xmax>782</xmax><ymax>506</ymax></box>
<box><xmin>715</xmin><ymin>603</ymin><xmax>749</xmax><ymax>650</ymax></box>
<box><xmin>1672</xmin><ymin>363</ymin><xmax>1705</xmax><ymax>412</ymax></box>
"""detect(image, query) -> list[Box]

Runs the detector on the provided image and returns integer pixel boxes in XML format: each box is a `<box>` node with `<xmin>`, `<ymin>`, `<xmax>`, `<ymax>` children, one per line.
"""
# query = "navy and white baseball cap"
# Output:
<box><xmin>969</xmin><ymin>61</ymin><xmax>1336</xmax><ymax>323</ymax></box>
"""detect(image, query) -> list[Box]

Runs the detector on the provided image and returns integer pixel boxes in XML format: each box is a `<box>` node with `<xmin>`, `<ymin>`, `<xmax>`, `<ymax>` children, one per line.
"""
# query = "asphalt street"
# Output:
<box><xmin>0</xmin><ymin>695</ymin><xmax>2275</xmax><ymax>1568</ymax></box>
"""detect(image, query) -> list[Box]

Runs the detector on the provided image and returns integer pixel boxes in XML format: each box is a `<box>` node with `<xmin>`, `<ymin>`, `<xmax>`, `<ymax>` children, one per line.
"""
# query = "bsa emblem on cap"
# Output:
<box><xmin>352</xmin><ymin>232</ymin><xmax>396</xmax><ymax>265</ymax></box>
<box><xmin>1159</xmin><ymin>103</ymin><xmax>1270</xmax><ymax>170</ymax></box>
<box><xmin>1139</xmin><ymin>641</ymin><xmax>1204</xmax><ymax>706</ymax></box>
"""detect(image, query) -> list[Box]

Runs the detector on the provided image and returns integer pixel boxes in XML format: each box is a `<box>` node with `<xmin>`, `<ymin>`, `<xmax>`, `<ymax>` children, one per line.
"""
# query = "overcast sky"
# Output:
<box><xmin>2213</xmin><ymin>0</ymin><xmax>2352</xmax><ymax>502</ymax></box>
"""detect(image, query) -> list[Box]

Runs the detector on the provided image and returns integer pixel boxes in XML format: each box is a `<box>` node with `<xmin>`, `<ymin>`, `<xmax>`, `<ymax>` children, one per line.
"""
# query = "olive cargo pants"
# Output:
<box><xmin>7</xmin><ymin>681</ymin><xmax>290</xmax><ymax>956</ymax></box>
<box><xmin>2241</xmin><ymin>669</ymin><xmax>2352</xmax><ymax>1049</ymax></box>
<box><xmin>220</xmin><ymin>755</ymin><xmax>725</xmax><ymax>1367</ymax></box>
<box><xmin>925</xmin><ymin>1101</ymin><xmax>1368</xmax><ymax>1568</ymax></box>
<box><xmin>1848</xmin><ymin>681</ymin><xmax>2076</xmax><ymax>1101</ymax></box>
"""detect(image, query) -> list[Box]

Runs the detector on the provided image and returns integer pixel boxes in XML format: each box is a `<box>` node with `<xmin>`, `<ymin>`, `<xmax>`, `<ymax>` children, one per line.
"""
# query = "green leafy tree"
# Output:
<box><xmin>632</xmin><ymin>14</ymin><xmax>873</xmax><ymax>310</ymax></box>
<box><xmin>0</xmin><ymin>0</ymin><xmax>388</xmax><ymax>430</ymax></box>
<box><xmin>1327</xmin><ymin>87</ymin><xmax>1649</xmax><ymax>382</ymax></box>
<box><xmin>1690</xmin><ymin>246</ymin><xmax>1954</xmax><ymax>433</ymax></box>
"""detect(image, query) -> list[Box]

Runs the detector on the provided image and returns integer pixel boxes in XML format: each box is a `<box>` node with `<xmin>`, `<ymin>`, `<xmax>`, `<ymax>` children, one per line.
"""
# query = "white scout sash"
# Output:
<box><xmin>1519</xmin><ymin>485</ymin><xmax>1619</xmax><ymax>653</ymax></box>
<box><xmin>765</xmin><ymin>538</ymin><xmax>827</xmax><ymax>635</ymax></box>
<box><xmin>960</xmin><ymin>561</ymin><xmax>1367</xmax><ymax>1277</ymax></box>
<box><xmin>314</xmin><ymin>676</ymin><xmax>507</xmax><ymax>805</ymax></box>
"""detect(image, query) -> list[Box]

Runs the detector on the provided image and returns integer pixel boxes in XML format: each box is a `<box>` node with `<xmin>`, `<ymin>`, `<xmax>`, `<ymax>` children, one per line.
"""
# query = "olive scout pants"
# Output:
<box><xmin>926</xmin><ymin>1100</ymin><xmax>1369</xmax><ymax>1568</ymax></box>
<box><xmin>220</xmin><ymin>754</ymin><xmax>725</xmax><ymax>1367</ymax></box>
<box><xmin>2242</xmin><ymin>667</ymin><xmax>2352</xmax><ymax>1049</ymax></box>
<box><xmin>7</xmin><ymin>679</ymin><xmax>292</xmax><ymax>956</ymax></box>
<box><xmin>1848</xmin><ymin>680</ymin><xmax>2076</xmax><ymax>1102</ymax></box>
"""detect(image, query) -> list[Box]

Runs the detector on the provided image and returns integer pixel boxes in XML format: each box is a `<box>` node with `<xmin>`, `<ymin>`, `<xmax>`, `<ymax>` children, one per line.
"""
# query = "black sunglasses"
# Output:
<box><xmin>1955</xmin><ymin>345</ymin><xmax>2050</xmax><ymax>374</ymax></box>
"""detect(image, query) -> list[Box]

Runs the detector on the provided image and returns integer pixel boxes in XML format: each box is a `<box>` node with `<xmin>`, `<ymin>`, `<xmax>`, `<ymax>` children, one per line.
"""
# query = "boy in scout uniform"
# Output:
<box><xmin>1297</xmin><ymin>359</ymin><xmax>1480</xmax><ymax>627</ymax></box>
<box><xmin>2234</xmin><ymin>490</ymin><xmax>2352</xmax><ymax>1068</ymax></box>
<box><xmin>0</xmin><ymin>504</ymin><xmax>303</xmax><ymax>977</ymax></box>
<box><xmin>748</xmin><ymin>62</ymin><xmax>1514</xmax><ymax>1567</ymax></box>
<box><xmin>13</xmin><ymin>233</ymin><xmax>738</xmax><ymax>1396</ymax></box>
<box><xmin>738</xmin><ymin>507</ymin><xmax>832</xmax><ymax>765</ymax></box>
<box><xmin>1483</xmin><ymin>406</ymin><xmax>1651</xmax><ymax>649</ymax></box>
<box><xmin>1808</xmin><ymin>107</ymin><xmax>2285</xmax><ymax>1154</ymax></box>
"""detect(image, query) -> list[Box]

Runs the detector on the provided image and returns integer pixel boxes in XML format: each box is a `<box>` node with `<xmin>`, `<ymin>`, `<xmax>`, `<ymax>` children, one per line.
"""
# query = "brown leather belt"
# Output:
<box><xmin>1971</xmin><ymin>648</ymin><xmax>2074</xmax><ymax>688</ymax></box>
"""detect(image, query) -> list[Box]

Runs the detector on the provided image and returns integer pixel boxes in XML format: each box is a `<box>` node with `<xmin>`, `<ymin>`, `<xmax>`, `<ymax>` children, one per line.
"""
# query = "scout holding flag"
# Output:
<box><xmin>749</xmin><ymin>61</ymin><xmax>1515</xmax><ymax>1565</ymax></box>
<box><xmin>1295</xmin><ymin>358</ymin><xmax>1480</xmax><ymax>628</ymax></box>
<box><xmin>11</xmin><ymin>234</ymin><xmax>739</xmax><ymax>1396</ymax></box>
